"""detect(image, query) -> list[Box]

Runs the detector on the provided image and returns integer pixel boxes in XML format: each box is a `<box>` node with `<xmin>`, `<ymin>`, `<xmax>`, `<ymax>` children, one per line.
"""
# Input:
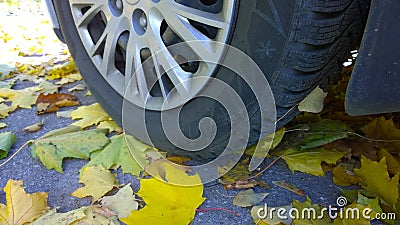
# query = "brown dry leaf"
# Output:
<box><xmin>323</xmin><ymin>138</ymin><xmax>378</xmax><ymax>161</ymax></box>
<box><xmin>272</xmin><ymin>180</ymin><xmax>306</xmax><ymax>196</ymax></box>
<box><xmin>223</xmin><ymin>180</ymin><xmax>259</xmax><ymax>190</ymax></box>
<box><xmin>0</xmin><ymin>179</ymin><xmax>49</xmax><ymax>225</ymax></box>
<box><xmin>36</xmin><ymin>93</ymin><xmax>80</xmax><ymax>114</ymax></box>
<box><xmin>23</xmin><ymin>120</ymin><xmax>43</xmax><ymax>132</ymax></box>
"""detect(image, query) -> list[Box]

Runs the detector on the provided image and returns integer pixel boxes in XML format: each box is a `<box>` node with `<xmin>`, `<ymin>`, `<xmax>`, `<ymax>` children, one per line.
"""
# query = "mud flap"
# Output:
<box><xmin>345</xmin><ymin>0</ymin><xmax>400</xmax><ymax>116</ymax></box>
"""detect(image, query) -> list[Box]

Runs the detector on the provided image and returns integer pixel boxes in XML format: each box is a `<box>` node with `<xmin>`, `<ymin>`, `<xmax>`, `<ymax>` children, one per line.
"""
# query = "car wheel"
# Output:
<box><xmin>54</xmin><ymin>0</ymin><xmax>370</xmax><ymax>159</ymax></box>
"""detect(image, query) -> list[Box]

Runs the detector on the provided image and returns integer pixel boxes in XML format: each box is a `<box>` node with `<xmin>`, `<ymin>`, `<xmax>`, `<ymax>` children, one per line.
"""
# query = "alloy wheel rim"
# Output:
<box><xmin>70</xmin><ymin>0</ymin><xmax>236</xmax><ymax>110</ymax></box>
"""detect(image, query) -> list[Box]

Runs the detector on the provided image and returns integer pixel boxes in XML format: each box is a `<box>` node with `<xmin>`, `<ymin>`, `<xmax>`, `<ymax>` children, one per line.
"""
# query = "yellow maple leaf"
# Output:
<box><xmin>281</xmin><ymin>148</ymin><xmax>346</xmax><ymax>176</ymax></box>
<box><xmin>0</xmin><ymin>179</ymin><xmax>49</xmax><ymax>225</ymax></box>
<box><xmin>121</xmin><ymin>163</ymin><xmax>205</xmax><ymax>225</ymax></box>
<box><xmin>354</xmin><ymin>156</ymin><xmax>399</xmax><ymax>208</ymax></box>
<box><xmin>361</xmin><ymin>117</ymin><xmax>400</xmax><ymax>152</ymax></box>
<box><xmin>97</xmin><ymin>120</ymin><xmax>122</xmax><ymax>133</ymax></box>
<box><xmin>0</xmin><ymin>88</ymin><xmax>37</xmax><ymax>109</ymax></box>
<box><xmin>72</xmin><ymin>165</ymin><xmax>117</xmax><ymax>202</ymax></box>
<box><xmin>71</xmin><ymin>103</ymin><xmax>112</xmax><ymax>129</ymax></box>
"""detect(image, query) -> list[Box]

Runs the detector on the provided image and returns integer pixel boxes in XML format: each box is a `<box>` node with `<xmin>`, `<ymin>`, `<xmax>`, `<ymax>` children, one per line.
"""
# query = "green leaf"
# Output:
<box><xmin>0</xmin><ymin>132</ymin><xmax>16</xmax><ymax>159</ymax></box>
<box><xmin>83</xmin><ymin>134</ymin><xmax>150</xmax><ymax>176</ymax></box>
<box><xmin>295</xmin><ymin>120</ymin><xmax>348</xmax><ymax>150</ymax></box>
<box><xmin>354</xmin><ymin>156</ymin><xmax>399</xmax><ymax>208</ymax></box>
<box><xmin>282</xmin><ymin>148</ymin><xmax>346</xmax><ymax>176</ymax></box>
<box><xmin>32</xmin><ymin>129</ymin><xmax>109</xmax><ymax>173</ymax></box>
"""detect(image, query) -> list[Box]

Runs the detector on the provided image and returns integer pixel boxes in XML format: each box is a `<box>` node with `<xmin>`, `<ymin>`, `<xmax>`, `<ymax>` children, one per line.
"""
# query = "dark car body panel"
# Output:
<box><xmin>346</xmin><ymin>0</ymin><xmax>400</xmax><ymax>115</ymax></box>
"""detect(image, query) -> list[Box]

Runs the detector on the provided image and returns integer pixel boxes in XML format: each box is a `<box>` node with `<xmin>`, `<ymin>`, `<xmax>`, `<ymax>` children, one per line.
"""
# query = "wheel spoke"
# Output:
<box><xmin>75</xmin><ymin>4</ymin><xmax>104</xmax><ymax>27</ymax></box>
<box><xmin>171</xmin><ymin>2</ymin><xmax>230</xmax><ymax>30</ymax></box>
<box><xmin>100</xmin><ymin>18</ymin><xmax>126</xmax><ymax>74</ymax></box>
<box><xmin>165</xmin><ymin>14</ymin><xmax>218</xmax><ymax>61</ymax></box>
<box><xmin>89</xmin><ymin>28</ymin><xmax>107</xmax><ymax>56</ymax></box>
<box><xmin>148</xmin><ymin>24</ymin><xmax>192</xmax><ymax>98</ymax></box>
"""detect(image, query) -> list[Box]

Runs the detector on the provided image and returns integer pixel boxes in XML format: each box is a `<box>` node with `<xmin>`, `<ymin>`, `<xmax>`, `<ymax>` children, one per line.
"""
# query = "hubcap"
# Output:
<box><xmin>70</xmin><ymin>0</ymin><xmax>236</xmax><ymax>110</ymax></box>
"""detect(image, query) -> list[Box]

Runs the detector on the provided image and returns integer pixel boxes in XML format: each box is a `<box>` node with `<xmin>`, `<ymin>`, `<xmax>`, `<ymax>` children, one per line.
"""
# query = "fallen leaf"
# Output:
<box><xmin>23</xmin><ymin>120</ymin><xmax>43</xmax><ymax>132</ymax></box>
<box><xmin>223</xmin><ymin>180</ymin><xmax>259</xmax><ymax>190</ymax></box>
<box><xmin>295</xmin><ymin>120</ymin><xmax>348</xmax><ymax>150</ymax></box>
<box><xmin>332</xmin><ymin>166</ymin><xmax>361</xmax><ymax>186</ymax></box>
<box><xmin>72</xmin><ymin>165</ymin><xmax>118</xmax><ymax>202</ymax></box>
<box><xmin>97</xmin><ymin>120</ymin><xmax>122</xmax><ymax>133</ymax></box>
<box><xmin>378</xmin><ymin>148</ymin><xmax>400</xmax><ymax>175</ymax></box>
<box><xmin>0</xmin><ymin>80</ymin><xmax>14</xmax><ymax>89</ymax></box>
<box><xmin>233</xmin><ymin>189</ymin><xmax>269</xmax><ymax>207</ymax></box>
<box><xmin>36</xmin><ymin>93</ymin><xmax>80</xmax><ymax>114</ymax></box>
<box><xmin>100</xmin><ymin>185</ymin><xmax>138</xmax><ymax>218</ymax></box>
<box><xmin>361</xmin><ymin>117</ymin><xmax>400</xmax><ymax>152</ymax></box>
<box><xmin>56</xmin><ymin>110</ymin><xmax>72</xmax><ymax>118</ymax></box>
<box><xmin>83</xmin><ymin>134</ymin><xmax>149</xmax><ymax>176</ymax></box>
<box><xmin>84</xmin><ymin>91</ymin><xmax>92</xmax><ymax>96</ymax></box>
<box><xmin>30</xmin><ymin>81</ymin><xmax>60</xmax><ymax>94</ymax></box>
<box><xmin>0</xmin><ymin>103</ymin><xmax>15</xmax><ymax>118</ymax></box>
<box><xmin>298</xmin><ymin>86</ymin><xmax>327</xmax><ymax>113</ymax></box>
<box><xmin>0</xmin><ymin>64</ymin><xmax>15</xmax><ymax>78</ymax></box>
<box><xmin>272</xmin><ymin>180</ymin><xmax>306</xmax><ymax>196</ymax></box>
<box><xmin>0</xmin><ymin>179</ymin><xmax>49</xmax><ymax>225</ymax></box>
<box><xmin>0</xmin><ymin>122</ymin><xmax>7</xmax><ymax>129</ymax></box>
<box><xmin>31</xmin><ymin>129</ymin><xmax>109</xmax><ymax>173</ymax></box>
<box><xmin>0</xmin><ymin>88</ymin><xmax>37</xmax><ymax>109</ymax></box>
<box><xmin>121</xmin><ymin>163</ymin><xmax>205</xmax><ymax>225</ymax></box>
<box><xmin>45</xmin><ymin>60</ymin><xmax>77</xmax><ymax>80</ymax></box>
<box><xmin>167</xmin><ymin>155</ymin><xmax>191</xmax><ymax>164</ymax></box>
<box><xmin>55</xmin><ymin>73</ymin><xmax>82</xmax><ymax>85</ymax></box>
<box><xmin>144</xmin><ymin>160</ymin><xmax>191</xmax><ymax>182</ymax></box>
<box><xmin>0</xmin><ymin>131</ymin><xmax>16</xmax><ymax>159</ymax></box>
<box><xmin>71</xmin><ymin>103</ymin><xmax>111</xmax><ymax>128</ymax></box>
<box><xmin>68</xmin><ymin>84</ymin><xmax>86</xmax><ymax>92</ymax></box>
<box><xmin>31</xmin><ymin>207</ymin><xmax>86</xmax><ymax>225</ymax></box>
<box><xmin>245</xmin><ymin>127</ymin><xmax>286</xmax><ymax>158</ymax></box>
<box><xmin>354</xmin><ymin>156</ymin><xmax>399</xmax><ymax>208</ymax></box>
<box><xmin>67</xmin><ymin>206</ymin><xmax>120</xmax><ymax>225</ymax></box>
<box><xmin>282</xmin><ymin>148</ymin><xmax>346</xmax><ymax>176</ymax></box>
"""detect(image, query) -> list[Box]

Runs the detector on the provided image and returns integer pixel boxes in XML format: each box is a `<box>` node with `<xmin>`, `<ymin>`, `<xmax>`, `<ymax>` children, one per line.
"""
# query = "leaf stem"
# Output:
<box><xmin>0</xmin><ymin>140</ymin><xmax>31</xmax><ymax>168</ymax></box>
<box><xmin>348</xmin><ymin>131</ymin><xmax>400</xmax><ymax>142</ymax></box>
<box><xmin>247</xmin><ymin>156</ymin><xmax>282</xmax><ymax>180</ymax></box>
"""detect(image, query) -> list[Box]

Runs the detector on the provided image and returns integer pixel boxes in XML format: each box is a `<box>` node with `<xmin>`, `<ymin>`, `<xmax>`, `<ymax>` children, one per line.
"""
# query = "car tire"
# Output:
<box><xmin>54</xmin><ymin>0</ymin><xmax>370</xmax><ymax>159</ymax></box>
